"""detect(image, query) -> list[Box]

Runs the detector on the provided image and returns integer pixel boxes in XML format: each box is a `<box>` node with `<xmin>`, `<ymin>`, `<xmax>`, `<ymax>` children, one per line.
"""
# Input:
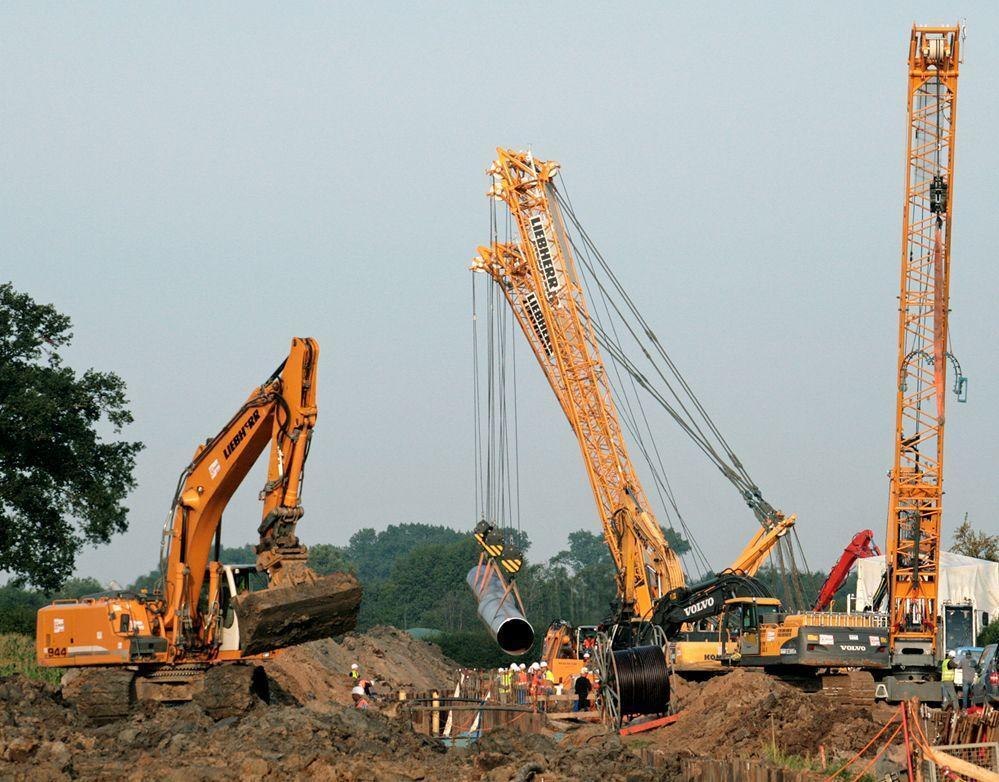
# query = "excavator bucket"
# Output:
<box><xmin>233</xmin><ymin>571</ymin><xmax>362</xmax><ymax>656</ymax></box>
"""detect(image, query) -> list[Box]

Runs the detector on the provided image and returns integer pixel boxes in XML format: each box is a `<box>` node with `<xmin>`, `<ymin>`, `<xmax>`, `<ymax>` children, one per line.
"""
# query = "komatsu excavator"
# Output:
<box><xmin>35</xmin><ymin>338</ymin><xmax>362</xmax><ymax>721</ymax></box>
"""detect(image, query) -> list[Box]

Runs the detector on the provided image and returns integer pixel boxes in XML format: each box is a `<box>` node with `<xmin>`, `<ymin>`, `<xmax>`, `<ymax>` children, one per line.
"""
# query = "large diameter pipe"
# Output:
<box><xmin>466</xmin><ymin>567</ymin><xmax>535</xmax><ymax>655</ymax></box>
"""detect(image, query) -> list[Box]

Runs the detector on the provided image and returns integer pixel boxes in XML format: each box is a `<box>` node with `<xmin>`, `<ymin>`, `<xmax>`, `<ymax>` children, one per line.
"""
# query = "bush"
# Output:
<box><xmin>0</xmin><ymin>634</ymin><xmax>61</xmax><ymax>685</ymax></box>
<box><xmin>432</xmin><ymin>628</ymin><xmax>542</xmax><ymax>669</ymax></box>
<box><xmin>978</xmin><ymin>619</ymin><xmax>999</xmax><ymax>647</ymax></box>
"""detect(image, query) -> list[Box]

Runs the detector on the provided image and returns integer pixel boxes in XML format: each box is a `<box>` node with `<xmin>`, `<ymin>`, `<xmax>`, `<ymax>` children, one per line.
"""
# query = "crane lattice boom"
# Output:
<box><xmin>473</xmin><ymin>149</ymin><xmax>685</xmax><ymax>620</ymax></box>
<box><xmin>886</xmin><ymin>25</ymin><xmax>962</xmax><ymax>659</ymax></box>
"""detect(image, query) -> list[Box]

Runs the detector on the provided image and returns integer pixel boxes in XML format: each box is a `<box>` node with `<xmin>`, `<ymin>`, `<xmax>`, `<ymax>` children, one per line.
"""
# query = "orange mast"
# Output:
<box><xmin>885</xmin><ymin>25</ymin><xmax>964</xmax><ymax>663</ymax></box>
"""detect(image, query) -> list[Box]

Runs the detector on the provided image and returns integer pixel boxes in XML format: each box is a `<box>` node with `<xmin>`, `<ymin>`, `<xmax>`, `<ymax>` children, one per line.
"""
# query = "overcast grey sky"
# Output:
<box><xmin>3</xmin><ymin>2</ymin><xmax>996</xmax><ymax>586</ymax></box>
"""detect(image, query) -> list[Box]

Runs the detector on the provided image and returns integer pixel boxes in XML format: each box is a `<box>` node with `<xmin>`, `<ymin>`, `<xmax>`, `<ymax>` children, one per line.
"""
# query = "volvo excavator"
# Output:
<box><xmin>35</xmin><ymin>338</ymin><xmax>362</xmax><ymax>721</ymax></box>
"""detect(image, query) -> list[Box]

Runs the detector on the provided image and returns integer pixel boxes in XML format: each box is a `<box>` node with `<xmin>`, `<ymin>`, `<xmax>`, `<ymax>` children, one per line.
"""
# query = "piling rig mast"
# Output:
<box><xmin>882</xmin><ymin>24</ymin><xmax>966</xmax><ymax>699</ymax></box>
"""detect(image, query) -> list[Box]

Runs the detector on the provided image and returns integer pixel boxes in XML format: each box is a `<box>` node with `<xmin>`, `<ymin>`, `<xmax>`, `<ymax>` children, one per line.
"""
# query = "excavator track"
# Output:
<box><xmin>61</xmin><ymin>668</ymin><xmax>136</xmax><ymax>725</ymax></box>
<box><xmin>819</xmin><ymin>670</ymin><xmax>876</xmax><ymax>707</ymax></box>
<box><xmin>63</xmin><ymin>663</ymin><xmax>272</xmax><ymax>723</ymax></box>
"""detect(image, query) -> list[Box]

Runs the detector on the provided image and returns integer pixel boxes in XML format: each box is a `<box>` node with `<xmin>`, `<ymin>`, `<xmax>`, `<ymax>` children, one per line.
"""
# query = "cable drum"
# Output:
<box><xmin>599</xmin><ymin>644</ymin><xmax>670</xmax><ymax>726</ymax></box>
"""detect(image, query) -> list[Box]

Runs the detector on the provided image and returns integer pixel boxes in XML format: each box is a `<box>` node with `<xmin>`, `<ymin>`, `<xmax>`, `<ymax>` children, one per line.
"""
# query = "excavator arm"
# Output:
<box><xmin>652</xmin><ymin>571</ymin><xmax>773</xmax><ymax>640</ymax></box>
<box><xmin>813</xmin><ymin>530</ymin><xmax>880</xmax><ymax>612</ymax></box>
<box><xmin>158</xmin><ymin>337</ymin><xmax>359</xmax><ymax>656</ymax></box>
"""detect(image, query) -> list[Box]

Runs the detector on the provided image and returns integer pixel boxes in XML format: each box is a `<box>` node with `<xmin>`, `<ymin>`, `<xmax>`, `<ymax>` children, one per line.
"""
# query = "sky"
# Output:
<box><xmin>2</xmin><ymin>2</ymin><xmax>997</xmax><ymax>587</ymax></box>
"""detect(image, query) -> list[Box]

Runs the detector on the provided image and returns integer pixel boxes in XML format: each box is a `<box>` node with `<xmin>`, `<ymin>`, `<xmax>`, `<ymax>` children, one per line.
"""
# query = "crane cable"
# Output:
<box><xmin>576</xmin><ymin>238</ymin><xmax>712</xmax><ymax>578</ymax></box>
<box><xmin>553</xmin><ymin>178</ymin><xmax>813</xmax><ymax>606</ymax></box>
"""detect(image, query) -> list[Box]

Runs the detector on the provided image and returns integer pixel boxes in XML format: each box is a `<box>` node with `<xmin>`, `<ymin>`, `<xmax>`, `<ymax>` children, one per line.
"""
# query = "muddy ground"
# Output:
<box><xmin>0</xmin><ymin>629</ymin><xmax>895</xmax><ymax>782</ymax></box>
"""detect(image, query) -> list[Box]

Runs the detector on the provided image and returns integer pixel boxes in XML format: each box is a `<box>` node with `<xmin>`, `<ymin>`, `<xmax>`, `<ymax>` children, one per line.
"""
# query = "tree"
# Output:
<box><xmin>308</xmin><ymin>543</ymin><xmax>353</xmax><ymax>575</ymax></box>
<box><xmin>0</xmin><ymin>284</ymin><xmax>143</xmax><ymax>590</ymax></box>
<box><xmin>951</xmin><ymin>516</ymin><xmax>998</xmax><ymax>562</ymax></box>
<box><xmin>551</xmin><ymin>530</ymin><xmax>611</xmax><ymax>572</ymax></box>
<box><xmin>979</xmin><ymin>619</ymin><xmax>999</xmax><ymax>647</ymax></box>
<box><xmin>662</xmin><ymin>527</ymin><xmax>692</xmax><ymax>556</ymax></box>
<box><xmin>344</xmin><ymin>524</ymin><xmax>467</xmax><ymax>583</ymax></box>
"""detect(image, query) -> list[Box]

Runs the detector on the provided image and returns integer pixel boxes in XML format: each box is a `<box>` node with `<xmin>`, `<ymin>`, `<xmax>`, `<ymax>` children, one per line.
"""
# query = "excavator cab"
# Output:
<box><xmin>717</xmin><ymin>597</ymin><xmax>782</xmax><ymax>661</ymax></box>
<box><xmin>218</xmin><ymin>564</ymin><xmax>267</xmax><ymax>652</ymax></box>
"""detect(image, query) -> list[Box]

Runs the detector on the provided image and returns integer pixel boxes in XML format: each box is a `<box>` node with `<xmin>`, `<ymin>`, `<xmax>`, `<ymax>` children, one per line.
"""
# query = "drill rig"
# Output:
<box><xmin>876</xmin><ymin>24</ymin><xmax>966</xmax><ymax>703</ymax></box>
<box><xmin>36</xmin><ymin>338</ymin><xmax>361</xmax><ymax>721</ymax></box>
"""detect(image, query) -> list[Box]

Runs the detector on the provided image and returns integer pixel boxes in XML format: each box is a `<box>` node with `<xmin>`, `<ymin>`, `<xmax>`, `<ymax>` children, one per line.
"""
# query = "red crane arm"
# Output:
<box><xmin>813</xmin><ymin>530</ymin><xmax>881</xmax><ymax>611</ymax></box>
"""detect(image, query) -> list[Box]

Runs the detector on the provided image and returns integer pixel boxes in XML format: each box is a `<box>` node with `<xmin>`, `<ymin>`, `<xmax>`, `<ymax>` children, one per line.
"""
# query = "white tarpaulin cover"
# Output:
<box><xmin>855</xmin><ymin>550</ymin><xmax>999</xmax><ymax>623</ymax></box>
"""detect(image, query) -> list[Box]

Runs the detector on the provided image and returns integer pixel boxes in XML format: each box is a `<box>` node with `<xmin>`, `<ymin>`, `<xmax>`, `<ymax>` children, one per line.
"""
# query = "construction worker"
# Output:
<box><xmin>351</xmin><ymin>685</ymin><xmax>369</xmax><ymax>710</ymax></box>
<box><xmin>573</xmin><ymin>667</ymin><xmax>593</xmax><ymax>712</ymax></box>
<box><xmin>500</xmin><ymin>665</ymin><xmax>514</xmax><ymax>704</ymax></box>
<box><xmin>941</xmin><ymin>650</ymin><xmax>958</xmax><ymax>708</ymax></box>
<box><xmin>957</xmin><ymin>650</ymin><xmax>977</xmax><ymax>709</ymax></box>
<box><xmin>515</xmin><ymin>663</ymin><xmax>529</xmax><ymax>705</ymax></box>
<box><xmin>541</xmin><ymin>661</ymin><xmax>555</xmax><ymax>712</ymax></box>
<box><xmin>528</xmin><ymin>663</ymin><xmax>538</xmax><ymax>705</ymax></box>
<box><xmin>349</xmin><ymin>662</ymin><xmax>360</xmax><ymax>682</ymax></box>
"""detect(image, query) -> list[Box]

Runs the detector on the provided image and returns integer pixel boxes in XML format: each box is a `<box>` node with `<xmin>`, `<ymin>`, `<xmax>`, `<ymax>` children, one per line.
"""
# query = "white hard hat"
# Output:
<box><xmin>351</xmin><ymin>663</ymin><xmax>359</xmax><ymax>669</ymax></box>
<box><xmin>581</xmin><ymin>667</ymin><xmax>588</xmax><ymax>674</ymax></box>
<box><xmin>948</xmin><ymin>650</ymin><xmax>956</xmax><ymax>658</ymax></box>
<box><xmin>510</xmin><ymin>664</ymin><xmax>518</xmax><ymax>670</ymax></box>
<box><xmin>540</xmin><ymin>661</ymin><xmax>547</xmax><ymax>667</ymax></box>
<box><xmin>519</xmin><ymin>663</ymin><xmax>527</xmax><ymax>670</ymax></box>
<box><xmin>497</xmin><ymin>667</ymin><xmax>504</xmax><ymax>672</ymax></box>
<box><xmin>351</xmin><ymin>686</ymin><xmax>365</xmax><ymax>696</ymax></box>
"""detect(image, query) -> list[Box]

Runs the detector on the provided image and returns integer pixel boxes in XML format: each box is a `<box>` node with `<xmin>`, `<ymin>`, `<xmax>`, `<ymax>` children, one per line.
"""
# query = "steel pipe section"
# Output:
<box><xmin>465</xmin><ymin>567</ymin><xmax>534</xmax><ymax>655</ymax></box>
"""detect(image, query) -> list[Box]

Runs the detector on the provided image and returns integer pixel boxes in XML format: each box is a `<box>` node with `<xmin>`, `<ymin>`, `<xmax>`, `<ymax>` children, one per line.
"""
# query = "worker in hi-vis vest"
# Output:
<box><xmin>941</xmin><ymin>650</ymin><xmax>957</xmax><ymax>709</ymax></box>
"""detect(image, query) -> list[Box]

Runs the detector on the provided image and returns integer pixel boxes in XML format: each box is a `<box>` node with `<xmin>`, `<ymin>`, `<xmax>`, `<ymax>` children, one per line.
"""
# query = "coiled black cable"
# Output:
<box><xmin>609</xmin><ymin>645</ymin><xmax>671</xmax><ymax>717</ymax></box>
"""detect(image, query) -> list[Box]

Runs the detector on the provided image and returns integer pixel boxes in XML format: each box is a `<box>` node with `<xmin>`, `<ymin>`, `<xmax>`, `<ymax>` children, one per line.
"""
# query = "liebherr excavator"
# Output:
<box><xmin>36</xmin><ymin>338</ymin><xmax>362</xmax><ymax>721</ymax></box>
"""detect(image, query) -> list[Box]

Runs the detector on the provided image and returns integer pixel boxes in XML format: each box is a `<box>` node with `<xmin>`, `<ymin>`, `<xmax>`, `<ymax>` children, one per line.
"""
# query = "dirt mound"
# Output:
<box><xmin>0</xmin><ymin>672</ymin><xmax>670</xmax><ymax>782</ymax></box>
<box><xmin>472</xmin><ymin>727</ymin><xmax>670</xmax><ymax>782</ymax></box>
<box><xmin>643</xmin><ymin>669</ymin><xmax>882</xmax><ymax>762</ymax></box>
<box><xmin>268</xmin><ymin>625</ymin><xmax>459</xmax><ymax>709</ymax></box>
<box><xmin>1</xmin><ymin>672</ymin><xmax>453</xmax><ymax>781</ymax></box>
<box><xmin>0</xmin><ymin>628</ymin><xmax>469</xmax><ymax>781</ymax></box>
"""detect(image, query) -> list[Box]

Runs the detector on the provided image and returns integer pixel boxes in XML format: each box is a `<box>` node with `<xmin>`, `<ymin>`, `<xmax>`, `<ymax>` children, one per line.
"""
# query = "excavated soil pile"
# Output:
<box><xmin>645</xmin><ymin>669</ymin><xmax>883</xmax><ymax>761</ymax></box>
<box><xmin>469</xmin><ymin>727</ymin><xmax>671</xmax><ymax>782</ymax></box>
<box><xmin>0</xmin><ymin>673</ymin><xmax>454</xmax><ymax>781</ymax></box>
<box><xmin>268</xmin><ymin>625</ymin><xmax>459</xmax><ymax>708</ymax></box>
<box><xmin>0</xmin><ymin>675</ymin><xmax>671</xmax><ymax>782</ymax></box>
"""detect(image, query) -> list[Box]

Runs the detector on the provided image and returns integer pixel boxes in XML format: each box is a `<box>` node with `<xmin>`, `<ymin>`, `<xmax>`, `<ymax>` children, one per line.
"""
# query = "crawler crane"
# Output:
<box><xmin>471</xmin><ymin>150</ymin><xmax>902</xmax><ymax>717</ymax></box>
<box><xmin>471</xmin><ymin>150</ymin><xmax>798</xmax><ymax>714</ymax></box>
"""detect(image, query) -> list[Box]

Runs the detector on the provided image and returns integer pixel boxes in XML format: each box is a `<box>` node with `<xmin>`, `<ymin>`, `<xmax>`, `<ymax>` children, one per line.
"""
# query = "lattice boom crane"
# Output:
<box><xmin>472</xmin><ymin>149</ymin><xmax>684</xmax><ymax>621</ymax></box>
<box><xmin>885</xmin><ymin>24</ymin><xmax>965</xmax><ymax>676</ymax></box>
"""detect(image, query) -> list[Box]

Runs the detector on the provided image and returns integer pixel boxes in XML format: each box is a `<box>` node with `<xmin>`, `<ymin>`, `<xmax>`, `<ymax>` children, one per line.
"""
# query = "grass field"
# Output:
<box><xmin>0</xmin><ymin>633</ymin><xmax>61</xmax><ymax>685</ymax></box>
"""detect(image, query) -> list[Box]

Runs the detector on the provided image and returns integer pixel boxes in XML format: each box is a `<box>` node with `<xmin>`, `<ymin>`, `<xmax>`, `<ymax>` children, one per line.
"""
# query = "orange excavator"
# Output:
<box><xmin>35</xmin><ymin>338</ymin><xmax>361</xmax><ymax>721</ymax></box>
